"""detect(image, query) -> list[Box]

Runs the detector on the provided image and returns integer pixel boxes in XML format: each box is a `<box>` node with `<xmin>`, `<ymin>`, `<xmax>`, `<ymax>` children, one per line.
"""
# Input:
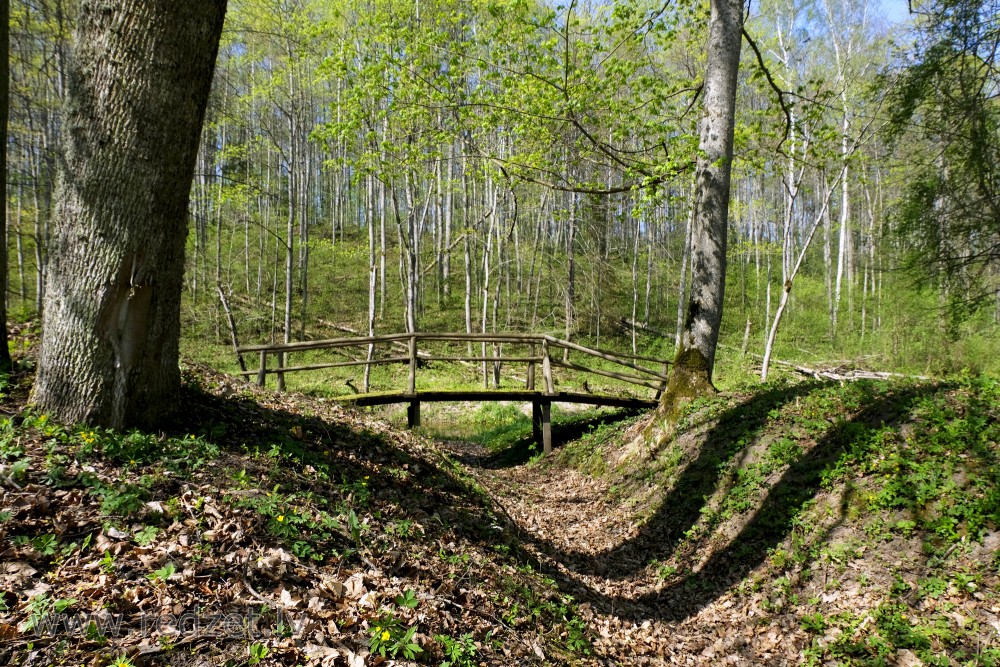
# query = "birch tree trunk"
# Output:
<box><xmin>661</xmin><ymin>0</ymin><xmax>743</xmax><ymax>408</ymax></box>
<box><xmin>34</xmin><ymin>0</ymin><xmax>226</xmax><ymax>428</ymax></box>
<box><xmin>761</xmin><ymin>168</ymin><xmax>844</xmax><ymax>381</ymax></box>
<box><xmin>365</xmin><ymin>174</ymin><xmax>376</xmax><ymax>392</ymax></box>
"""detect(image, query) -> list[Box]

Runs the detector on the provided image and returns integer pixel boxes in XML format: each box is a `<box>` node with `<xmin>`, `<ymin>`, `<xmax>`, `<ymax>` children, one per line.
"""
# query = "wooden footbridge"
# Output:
<box><xmin>237</xmin><ymin>333</ymin><xmax>670</xmax><ymax>454</ymax></box>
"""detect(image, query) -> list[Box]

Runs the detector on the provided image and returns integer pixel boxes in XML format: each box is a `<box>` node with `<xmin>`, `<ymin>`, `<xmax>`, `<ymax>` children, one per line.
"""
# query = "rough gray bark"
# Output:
<box><xmin>34</xmin><ymin>0</ymin><xmax>227</xmax><ymax>428</ymax></box>
<box><xmin>662</xmin><ymin>0</ymin><xmax>743</xmax><ymax>407</ymax></box>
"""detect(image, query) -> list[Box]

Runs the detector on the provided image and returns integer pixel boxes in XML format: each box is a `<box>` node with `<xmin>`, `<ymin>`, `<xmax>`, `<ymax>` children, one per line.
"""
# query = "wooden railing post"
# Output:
<box><xmin>408</xmin><ymin>335</ymin><xmax>417</xmax><ymax>395</ymax></box>
<box><xmin>492</xmin><ymin>342</ymin><xmax>500</xmax><ymax>389</ymax></box>
<box><xmin>257</xmin><ymin>351</ymin><xmax>267</xmax><ymax>387</ymax></box>
<box><xmin>481</xmin><ymin>340</ymin><xmax>488</xmax><ymax>389</ymax></box>
<box><xmin>532</xmin><ymin>400</ymin><xmax>542</xmax><ymax>443</ymax></box>
<box><xmin>527</xmin><ymin>343</ymin><xmax>536</xmax><ymax>390</ymax></box>
<box><xmin>276</xmin><ymin>352</ymin><xmax>286</xmax><ymax>392</ymax></box>
<box><xmin>407</xmin><ymin>335</ymin><xmax>420</xmax><ymax>428</ymax></box>
<box><xmin>541</xmin><ymin>339</ymin><xmax>554</xmax><ymax>395</ymax></box>
<box><xmin>541</xmin><ymin>400</ymin><xmax>552</xmax><ymax>455</ymax></box>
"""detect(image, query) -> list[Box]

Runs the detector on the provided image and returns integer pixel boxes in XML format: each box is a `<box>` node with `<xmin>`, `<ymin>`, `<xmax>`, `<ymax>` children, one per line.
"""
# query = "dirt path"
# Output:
<box><xmin>438</xmin><ymin>440</ymin><xmax>804</xmax><ymax>666</ymax></box>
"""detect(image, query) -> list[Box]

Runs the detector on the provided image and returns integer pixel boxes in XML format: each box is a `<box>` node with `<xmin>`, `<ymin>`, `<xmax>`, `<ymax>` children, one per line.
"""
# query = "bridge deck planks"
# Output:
<box><xmin>334</xmin><ymin>389</ymin><xmax>657</xmax><ymax>410</ymax></box>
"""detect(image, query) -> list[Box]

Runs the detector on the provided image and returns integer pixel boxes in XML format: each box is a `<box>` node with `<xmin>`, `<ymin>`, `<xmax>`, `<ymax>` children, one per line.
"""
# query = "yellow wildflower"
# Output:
<box><xmin>381</xmin><ymin>630</ymin><xmax>390</xmax><ymax>641</ymax></box>
<box><xmin>277</xmin><ymin>515</ymin><xmax>284</xmax><ymax>522</ymax></box>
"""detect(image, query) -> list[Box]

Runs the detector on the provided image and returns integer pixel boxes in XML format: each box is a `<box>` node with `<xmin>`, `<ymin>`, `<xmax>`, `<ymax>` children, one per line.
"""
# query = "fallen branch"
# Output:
<box><xmin>728</xmin><ymin>346</ymin><xmax>930</xmax><ymax>382</ymax></box>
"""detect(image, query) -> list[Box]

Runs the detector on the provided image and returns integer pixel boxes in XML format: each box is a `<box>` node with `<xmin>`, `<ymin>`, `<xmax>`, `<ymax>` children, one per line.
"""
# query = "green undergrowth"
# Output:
<box><xmin>552</xmin><ymin>373</ymin><xmax>1000</xmax><ymax>665</ymax></box>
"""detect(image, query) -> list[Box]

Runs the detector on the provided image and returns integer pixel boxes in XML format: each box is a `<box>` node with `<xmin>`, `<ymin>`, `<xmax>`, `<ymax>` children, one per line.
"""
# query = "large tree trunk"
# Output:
<box><xmin>661</xmin><ymin>0</ymin><xmax>743</xmax><ymax>411</ymax></box>
<box><xmin>34</xmin><ymin>0</ymin><xmax>227</xmax><ymax>428</ymax></box>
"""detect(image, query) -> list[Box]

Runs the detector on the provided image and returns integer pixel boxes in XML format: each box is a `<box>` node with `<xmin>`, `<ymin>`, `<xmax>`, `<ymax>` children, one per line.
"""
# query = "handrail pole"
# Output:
<box><xmin>276</xmin><ymin>352</ymin><xmax>285</xmax><ymax>392</ymax></box>
<box><xmin>542</xmin><ymin>339</ymin><xmax>554</xmax><ymax>395</ymax></box>
<box><xmin>408</xmin><ymin>335</ymin><xmax>417</xmax><ymax>395</ymax></box>
<box><xmin>527</xmin><ymin>344</ymin><xmax>536</xmax><ymax>390</ymax></box>
<box><xmin>407</xmin><ymin>335</ymin><xmax>420</xmax><ymax>428</ymax></box>
<box><xmin>481</xmin><ymin>339</ymin><xmax>488</xmax><ymax>389</ymax></box>
<box><xmin>544</xmin><ymin>335</ymin><xmax>669</xmax><ymax>380</ymax></box>
<box><xmin>492</xmin><ymin>342</ymin><xmax>501</xmax><ymax>389</ymax></box>
<box><xmin>257</xmin><ymin>351</ymin><xmax>267</xmax><ymax>387</ymax></box>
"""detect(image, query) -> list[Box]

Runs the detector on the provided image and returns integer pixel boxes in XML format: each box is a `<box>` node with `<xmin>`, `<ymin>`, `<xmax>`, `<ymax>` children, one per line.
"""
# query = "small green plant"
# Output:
<box><xmin>31</xmin><ymin>534</ymin><xmax>59</xmax><ymax>556</ymax></box>
<box><xmin>369</xmin><ymin>613</ymin><xmax>422</xmax><ymax>659</ymax></box>
<box><xmin>387</xmin><ymin>519</ymin><xmax>416</xmax><ymax>538</ymax></box>
<box><xmin>109</xmin><ymin>655</ymin><xmax>136</xmax><ymax>667</ymax></box>
<box><xmin>22</xmin><ymin>594</ymin><xmax>76</xmax><ymax>633</ymax></box>
<box><xmin>341</xmin><ymin>475</ymin><xmax>372</xmax><ymax>507</ymax></box>
<box><xmin>347</xmin><ymin>508</ymin><xmax>365</xmax><ymax>545</ymax></box>
<box><xmin>134</xmin><ymin>525</ymin><xmax>159</xmax><ymax>546</ymax></box>
<box><xmin>98</xmin><ymin>481</ymin><xmax>148</xmax><ymax>516</ymax></box>
<box><xmin>6</xmin><ymin>458</ymin><xmax>29</xmax><ymax>481</ymax></box>
<box><xmin>147</xmin><ymin>562</ymin><xmax>176</xmax><ymax>584</ymax></box>
<box><xmin>918</xmin><ymin>576</ymin><xmax>948</xmax><ymax>600</ymax></box>
<box><xmin>801</xmin><ymin>612</ymin><xmax>828</xmax><ymax>634</ymax></box>
<box><xmin>23</xmin><ymin>595</ymin><xmax>51</xmax><ymax>633</ymax></box>
<box><xmin>100</xmin><ymin>550</ymin><xmax>116</xmax><ymax>574</ymax></box>
<box><xmin>248</xmin><ymin>642</ymin><xmax>269</xmax><ymax>665</ymax></box>
<box><xmin>894</xmin><ymin>519</ymin><xmax>917</xmax><ymax>537</ymax></box>
<box><xmin>655</xmin><ymin>562</ymin><xmax>677</xmax><ymax>580</ymax></box>
<box><xmin>436</xmin><ymin>632</ymin><xmax>477</xmax><ymax>667</ymax></box>
<box><xmin>395</xmin><ymin>589</ymin><xmax>419</xmax><ymax>609</ymax></box>
<box><xmin>563</xmin><ymin>616</ymin><xmax>591</xmax><ymax>654</ymax></box>
<box><xmin>232</xmin><ymin>467</ymin><xmax>251</xmax><ymax>487</ymax></box>
<box><xmin>85</xmin><ymin>620</ymin><xmax>108</xmax><ymax>644</ymax></box>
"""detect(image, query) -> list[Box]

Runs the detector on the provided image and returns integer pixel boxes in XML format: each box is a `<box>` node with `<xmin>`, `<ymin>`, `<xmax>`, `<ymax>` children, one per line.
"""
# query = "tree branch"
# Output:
<box><xmin>742</xmin><ymin>26</ymin><xmax>794</xmax><ymax>148</ymax></box>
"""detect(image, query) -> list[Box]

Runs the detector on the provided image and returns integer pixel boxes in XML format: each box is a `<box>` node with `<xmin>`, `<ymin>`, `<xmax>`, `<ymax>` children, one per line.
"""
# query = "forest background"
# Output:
<box><xmin>5</xmin><ymin>0</ymin><xmax>999</xmax><ymax>387</ymax></box>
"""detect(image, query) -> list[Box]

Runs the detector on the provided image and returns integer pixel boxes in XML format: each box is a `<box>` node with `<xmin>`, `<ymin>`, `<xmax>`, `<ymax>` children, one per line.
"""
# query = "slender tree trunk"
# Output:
<box><xmin>761</xmin><ymin>168</ymin><xmax>844</xmax><ymax>381</ymax></box>
<box><xmin>564</xmin><ymin>193</ymin><xmax>577</xmax><ymax>360</ymax></box>
<box><xmin>365</xmin><ymin>174</ymin><xmax>376</xmax><ymax>392</ymax></box>
<box><xmin>443</xmin><ymin>142</ymin><xmax>453</xmax><ymax>299</ymax></box>
<box><xmin>34</xmin><ymin>0</ymin><xmax>227</xmax><ymax>428</ymax></box>
<box><xmin>16</xmin><ymin>185</ymin><xmax>27</xmax><ymax>305</ymax></box>
<box><xmin>283</xmin><ymin>113</ymin><xmax>297</xmax><ymax>351</ymax></box>
<box><xmin>644</xmin><ymin>227</ymin><xmax>653</xmax><ymax>325</ymax></box>
<box><xmin>631</xmin><ymin>213</ymin><xmax>641</xmax><ymax>354</ymax></box>
<box><xmin>833</xmin><ymin>131</ymin><xmax>850</xmax><ymax>338</ymax></box>
<box><xmin>662</xmin><ymin>0</ymin><xmax>743</xmax><ymax>407</ymax></box>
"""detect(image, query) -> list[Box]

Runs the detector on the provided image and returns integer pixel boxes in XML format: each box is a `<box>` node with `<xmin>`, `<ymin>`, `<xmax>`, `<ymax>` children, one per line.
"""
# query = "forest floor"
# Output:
<box><xmin>438</xmin><ymin>377</ymin><xmax>1000</xmax><ymax>666</ymax></box>
<box><xmin>2</xmin><ymin>344</ymin><xmax>1000</xmax><ymax>666</ymax></box>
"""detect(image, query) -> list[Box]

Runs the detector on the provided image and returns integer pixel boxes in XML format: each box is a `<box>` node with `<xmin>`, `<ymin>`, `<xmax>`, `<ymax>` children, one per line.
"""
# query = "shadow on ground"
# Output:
<box><xmin>441</xmin><ymin>408</ymin><xmax>644</xmax><ymax>469</ymax></box>
<box><xmin>488</xmin><ymin>380</ymin><xmax>951</xmax><ymax>623</ymax></box>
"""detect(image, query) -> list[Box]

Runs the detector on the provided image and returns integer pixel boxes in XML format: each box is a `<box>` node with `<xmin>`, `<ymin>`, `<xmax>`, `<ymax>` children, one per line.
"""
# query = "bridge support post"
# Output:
<box><xmin>276</xmin><ymin>352</ymin><xmax>286</xmax><ymax>392</ymax></box>
<box><xmin>533</xmin><ymin>400</ymin><xmax>552</xmax><ymax>455</ymax></box>
<box><xmin>256</xmin><ymin>351</ymin><xmax>267</xmax><ymax>387</ymax></box>
<box><xmin>407</xmin><ymin>400</ymin><xmax>421</xmax><ymax>429</ymax></box>
<box><xmin>527</xmin><ymin>344</ymin><xmax>536</xmax><ymax>390</ymax></box>
<box><xmin>532</xmin><ymin>400</ymin><xmax>541</xmax><ymax>444</ymax></box>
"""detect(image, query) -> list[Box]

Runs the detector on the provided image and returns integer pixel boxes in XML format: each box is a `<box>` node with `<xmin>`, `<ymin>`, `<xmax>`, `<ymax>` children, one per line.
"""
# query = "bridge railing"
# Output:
<box><xmin>236</xmin><ymin>332</ymin><xmax>671</xmax><ymax>454</ymax></box>
<box><xmin>236</xmin><ymin>332</ymin><xmax>669</xmax><ymax>398</ymax></box>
